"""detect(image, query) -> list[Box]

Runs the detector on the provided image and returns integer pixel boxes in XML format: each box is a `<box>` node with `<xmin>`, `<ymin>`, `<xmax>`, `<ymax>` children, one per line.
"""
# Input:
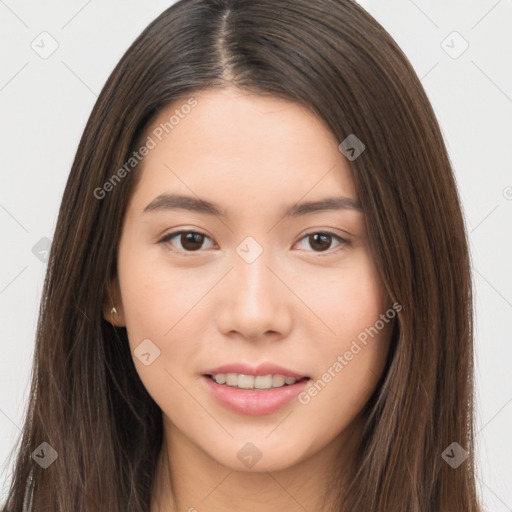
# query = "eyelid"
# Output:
<box><xmin>158</xmin><ymin>229</ymin><xmax>351</xmax><ymax>255</ymax></box>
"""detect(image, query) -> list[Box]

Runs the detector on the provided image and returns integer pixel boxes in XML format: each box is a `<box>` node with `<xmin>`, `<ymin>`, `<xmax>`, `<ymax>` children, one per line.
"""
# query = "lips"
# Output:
<box><xmin>201</xmin><ymin>362</ymin><xmax>311</xmax><ymax>415</ymax></box>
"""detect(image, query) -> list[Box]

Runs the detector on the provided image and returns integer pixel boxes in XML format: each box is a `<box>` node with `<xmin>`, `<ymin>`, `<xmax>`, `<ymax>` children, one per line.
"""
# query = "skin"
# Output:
<box><xmin>104</xmin><ymin>88</ymin><xmax>394</xmax><ymax>512</ymax></box>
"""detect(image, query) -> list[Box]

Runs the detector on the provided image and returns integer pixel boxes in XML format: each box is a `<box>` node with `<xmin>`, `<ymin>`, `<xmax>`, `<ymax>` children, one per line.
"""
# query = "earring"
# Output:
<box><xmin>111</xmin><ymin>306</ymin><xmax>118</xmax><ymax>317</ymax></box>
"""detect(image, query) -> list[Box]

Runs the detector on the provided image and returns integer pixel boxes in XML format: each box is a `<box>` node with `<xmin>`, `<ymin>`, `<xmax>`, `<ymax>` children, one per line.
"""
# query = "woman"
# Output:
<box><xmin>2</xmin><ymin>0</ymin><xmax>482</xmax><ymax>510</ymax></box>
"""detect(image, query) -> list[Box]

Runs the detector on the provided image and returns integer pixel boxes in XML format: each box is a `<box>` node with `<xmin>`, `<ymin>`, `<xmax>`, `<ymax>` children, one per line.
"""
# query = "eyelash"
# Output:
<box><xmin>158</xmin><ymin>230</ymin><xmax>351</xmax><ymax>256</ymax></box>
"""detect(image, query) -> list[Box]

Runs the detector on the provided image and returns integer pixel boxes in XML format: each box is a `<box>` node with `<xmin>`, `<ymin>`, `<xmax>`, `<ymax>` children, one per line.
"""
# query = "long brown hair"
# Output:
<box><xmin>2</xmin><ymin>0</ymin><xmax>481</xmax><ymax>510</ymax></box>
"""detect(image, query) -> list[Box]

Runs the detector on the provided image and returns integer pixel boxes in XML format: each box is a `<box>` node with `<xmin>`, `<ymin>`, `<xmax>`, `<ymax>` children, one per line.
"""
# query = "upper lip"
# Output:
<box><xmin>203</xmin><ymin>362</ymin><xmax>309</xmax><ymax>379</ymax></box>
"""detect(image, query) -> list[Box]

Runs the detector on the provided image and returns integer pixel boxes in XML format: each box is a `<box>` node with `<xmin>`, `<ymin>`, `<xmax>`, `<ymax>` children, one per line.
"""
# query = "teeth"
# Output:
<box><xmin>272</xmin><ymin>374</ymin><xmax>285</xmax><ymax>387</ymax></box>
<box><xmin>238</xmin><ymin>374</ymin><xmax>254</xmax><ymax>389</ymax></box>
<box><xmin>255</xmin><ymin>375</ymin><xmax>273</xmax><ymax>389</ymax></box>
<box><xmin>210</xmin><ymin>373</ymin><xmax>303</xmax><ymax>390</ymax></box>
<box><xmin>214</xmin><ymin>373</ymin><xmax>226</xmax><ymax>384</ymax></box>
<box><xmin>226</xmin><ymin>373</ymin><xmax>238</xmax><ymax>386</ymax></box>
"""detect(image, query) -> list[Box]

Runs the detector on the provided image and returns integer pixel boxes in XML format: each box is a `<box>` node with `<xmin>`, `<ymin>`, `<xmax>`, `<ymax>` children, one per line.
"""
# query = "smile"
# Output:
<box><xmin>207</xmin><ymin>373</ymin><xmax>309</xmax><ymax>390</ymax></box>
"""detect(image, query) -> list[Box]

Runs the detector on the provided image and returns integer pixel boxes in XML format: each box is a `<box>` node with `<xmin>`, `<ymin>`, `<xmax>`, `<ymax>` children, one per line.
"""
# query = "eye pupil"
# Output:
<box><xmin>309</xmin><ymin>233</ymin><xmax>331</xmax><ymax>251</ymax></box>
<box><xmin>181</xmin><ymin>232</ymin><xmax>204</xmax><ymax>251</ymax></box>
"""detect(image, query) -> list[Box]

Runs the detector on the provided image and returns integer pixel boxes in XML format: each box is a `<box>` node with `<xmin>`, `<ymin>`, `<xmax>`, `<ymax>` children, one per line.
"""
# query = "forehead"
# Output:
<box><xmin>130</xmin><ymin>88</ymin><xmax>358</xmax><ymax>213</ymax></box>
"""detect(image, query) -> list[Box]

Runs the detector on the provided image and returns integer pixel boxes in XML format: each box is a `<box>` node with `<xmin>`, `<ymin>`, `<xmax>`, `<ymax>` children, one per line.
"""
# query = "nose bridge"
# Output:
<box><xmin>233</xmin><ymin>236</ymin><xmax>275</xmax><ymax>311</ymax></box>
<box><xmin>216</xmin><ymin>235</ymin><xmax>291</xmax><ymax>338</ymax></box>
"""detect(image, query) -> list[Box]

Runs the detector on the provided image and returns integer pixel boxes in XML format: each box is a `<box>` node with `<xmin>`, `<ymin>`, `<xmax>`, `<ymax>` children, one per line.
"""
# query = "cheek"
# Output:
<box><xmin>117</xmin><ymin>246</ymin><xmax>205</xmax><ymax>413</ymax></box>
<box><xmin>297</xmin><ymin>251</ymin><xmax>392</xmax><ymax>414</ymax></box>
<box><xmin>303</xmin><ymin>251</ymin><xmax>389</xmax><ymax>361</ymax></box>
<box><xmin>117</xmin><ymin>232</ymin><xmax>196</xmax><ymax>342</ymax></box>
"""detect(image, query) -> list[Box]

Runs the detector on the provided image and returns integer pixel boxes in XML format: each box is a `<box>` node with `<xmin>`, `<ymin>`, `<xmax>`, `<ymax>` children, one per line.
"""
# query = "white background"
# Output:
<box><xmin>0</xmin><ymin>1</ymin><xmax>511</xmax><ymax>510</ymax></box>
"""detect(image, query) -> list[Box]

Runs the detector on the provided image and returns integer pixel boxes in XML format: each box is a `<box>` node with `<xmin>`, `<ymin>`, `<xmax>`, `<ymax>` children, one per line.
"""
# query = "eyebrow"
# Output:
<box><xmin>143</xmin><ymin>193</ymin><xmax>362</xmax><ymax>218</ymax></box>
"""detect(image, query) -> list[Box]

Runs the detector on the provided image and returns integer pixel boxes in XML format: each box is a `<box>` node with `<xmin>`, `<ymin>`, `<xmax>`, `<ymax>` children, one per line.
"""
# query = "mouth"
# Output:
<box><xmin>204</xmin><ymin>373</ymin><xmax>311</xmax><ymax>391</ymax></box>
<box><xmin>201</xmin><ymin>363</ymin><xmax>312</xmax><ymax>415</ymax></box>
<box><xmin>202</xmin><ymin>372</ymin><xmax>311</xmax><ymax>416</ymax></box>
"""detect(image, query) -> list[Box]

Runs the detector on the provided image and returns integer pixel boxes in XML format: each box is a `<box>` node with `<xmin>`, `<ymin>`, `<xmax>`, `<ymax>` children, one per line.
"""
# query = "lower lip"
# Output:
<box><xmin>202</xmin><ymin>376</ymin><xmax>309</xmax><ymax>416</ymax></box>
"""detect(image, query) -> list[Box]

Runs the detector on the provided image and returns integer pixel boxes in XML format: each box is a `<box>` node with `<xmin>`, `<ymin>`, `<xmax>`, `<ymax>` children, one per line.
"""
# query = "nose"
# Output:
<box><xmin>215</xmin><ymin>245</ymin><xmax>293</xmax><ymax>342</ymax></box>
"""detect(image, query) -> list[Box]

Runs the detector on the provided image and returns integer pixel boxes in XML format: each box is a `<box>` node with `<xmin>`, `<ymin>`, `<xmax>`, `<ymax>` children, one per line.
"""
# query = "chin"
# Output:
<box><xmin>203</xmin><ymin>432</ymin><xmax>316</xmax><ymax>473</ymax></box>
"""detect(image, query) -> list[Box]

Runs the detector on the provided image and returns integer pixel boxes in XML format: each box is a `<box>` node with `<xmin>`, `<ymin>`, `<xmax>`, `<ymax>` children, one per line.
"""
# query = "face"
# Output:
<box><xmin>106</xmin><ymin>88</ymin><xmax>394</xmax><ymax>473</ymax></box>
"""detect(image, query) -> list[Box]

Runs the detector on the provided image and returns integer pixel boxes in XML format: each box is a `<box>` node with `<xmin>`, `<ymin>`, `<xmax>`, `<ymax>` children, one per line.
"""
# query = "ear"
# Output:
<box><xmin>103</xmin><ymin>275</ymin><xmax>126</xmax><ymax>327</ymax></box>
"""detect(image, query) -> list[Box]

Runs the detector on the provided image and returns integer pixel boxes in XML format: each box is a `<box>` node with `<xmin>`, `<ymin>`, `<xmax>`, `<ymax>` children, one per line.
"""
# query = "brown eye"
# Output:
<box><xmin>295</xmin><ymin>231</ymin><xmax>350</xmax><ymax>254</ymax></box>
<box><xmin>160</xmin><ymin>230</ymin><xmax>214</xmax><ymax>253</ymax></box>
<box><xmin>180</xmin><ymin>232</ymin><xmax>205</xmax><ymax>251</ymax></box>
<box><xmin>308</xmin><ymin>233</ymin><xmax>332</xmax><ymax>251</ymax></box>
